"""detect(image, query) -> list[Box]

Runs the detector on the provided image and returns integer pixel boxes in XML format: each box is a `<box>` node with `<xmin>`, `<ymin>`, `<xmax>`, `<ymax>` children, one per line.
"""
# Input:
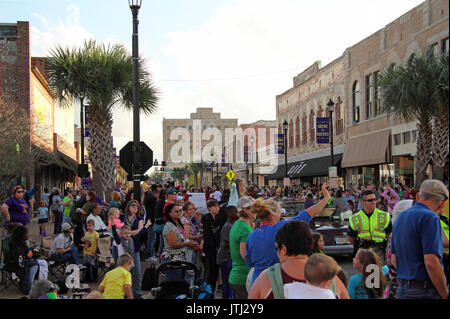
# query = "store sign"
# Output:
<box><xmin>316</xmin><ymin>118</ymin><xmax>330</xmax><ymax>144</ymax></box>
<box><xmin>276</xmin><ymin>134</ymin><xmax>285</xmax><ymax>154</ymax></box>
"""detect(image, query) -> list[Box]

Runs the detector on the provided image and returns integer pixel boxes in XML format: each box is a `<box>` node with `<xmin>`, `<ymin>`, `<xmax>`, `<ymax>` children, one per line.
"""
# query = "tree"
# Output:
<box><xmin>0</xmin><ymin>97</ymin><xmax>57</xmax><ymax>201</ymax></box>
<box><xmin>47</xmin><ymin>40</ymin><xmax>159</xmax><ymax>197</ymax></box>
<box><xmin>186</xmin><ymin>162</ymin><xmax>206</xmax><ymax>189</ymax></box>
<box><xmin>171</xmin><ymin>167</ymin><xmax>187</xmax><ymax>185</ymax></box>
<box><xmin>379</xmin><ymin>49</ymin><xmax>448</xmax><ymax>186</ymax></box>
<box><xmin>150</xmin><ymin>171</ymin><xmax>164</xmax><ymax>184</ymax></box>
<box><xmin>432</xmin><ymin>52</ymin><xmax>449</xmax><ymax>178</ymax></box>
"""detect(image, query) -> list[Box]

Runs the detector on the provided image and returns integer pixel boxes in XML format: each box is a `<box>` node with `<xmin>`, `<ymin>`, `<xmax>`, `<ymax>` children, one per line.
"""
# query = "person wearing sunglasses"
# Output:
<box><xmin>1</xmin><ymin>185</ymin><xmax>30</xmax><ymax>226</ymax></box>
<box><xmin>347</xmin><ymin>190</ymin><xmax>392</xmax><ymax>263</ymax></box>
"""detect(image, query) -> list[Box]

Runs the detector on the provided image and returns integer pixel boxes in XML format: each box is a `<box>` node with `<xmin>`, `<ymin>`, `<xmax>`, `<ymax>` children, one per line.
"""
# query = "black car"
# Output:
<box><xmin>279</xmin><ymin>200</ymin><xmax>354</xmax><ymax>256</ymax></box>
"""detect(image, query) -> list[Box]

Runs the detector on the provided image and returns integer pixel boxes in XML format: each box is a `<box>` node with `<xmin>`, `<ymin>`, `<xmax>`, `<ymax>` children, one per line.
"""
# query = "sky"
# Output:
<box><xmin>1</xmin><ymin>0</ymin><xmax>425</xmax><ymax>171</ymax></box>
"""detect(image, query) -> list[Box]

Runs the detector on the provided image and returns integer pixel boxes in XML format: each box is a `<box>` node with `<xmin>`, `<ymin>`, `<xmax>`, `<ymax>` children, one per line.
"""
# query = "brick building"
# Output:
<box><xmin>268</xmin><ymin>57</ymin><xmax>346</xmax><ymax>187</ymax></box>
<box><xmin>267</xmin><ymin>0</ymin><xmax>449</xmax><ymax>188</ymax></box>
<box><xmin>341</xmin><ymin>0</ymin><xmax>449</xmax><ymax>187</ymax></box>
<box><xmin>0</xmin><ymin>21</ymin><xmax>79</xmax><ymax>198</ymax></box>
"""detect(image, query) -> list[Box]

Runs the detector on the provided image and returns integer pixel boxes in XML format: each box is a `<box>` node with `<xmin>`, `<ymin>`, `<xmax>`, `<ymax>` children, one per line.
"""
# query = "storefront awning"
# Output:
<box><xmin>56</xmin><ymin>151</ymin><xmax>78</xmax><ymax>173</ymax></box>
<box><xmin>341</xmin><ymin>129</ymin><xmax>391</xmax><ymax>168</ymax></box>
<box><xmin>265</xmin><ymin>154</ymin><xmax>343</xmax><ymax>181</ymax></box>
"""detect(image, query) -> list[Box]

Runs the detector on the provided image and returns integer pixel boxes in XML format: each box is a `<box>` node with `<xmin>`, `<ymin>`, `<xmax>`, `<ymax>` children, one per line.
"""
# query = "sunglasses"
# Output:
<box><xmin>16</xmin><ymin>190</ymin><xmax>24</xmax><ymax>193</ymax></box>
<box><xmin>364</xmin><ymin>198</ymin><xmax>377</xmax><ymax>203</ymax></box>
<box><xmin>130</xmin><ymin>204</ymin><xmax>139</xmax><ymax>208</ymax></box>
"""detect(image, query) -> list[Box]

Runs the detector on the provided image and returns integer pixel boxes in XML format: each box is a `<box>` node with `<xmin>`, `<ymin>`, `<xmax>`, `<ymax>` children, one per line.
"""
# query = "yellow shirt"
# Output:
<box><xmin>83</xmin><ymin>231</ymin><xmax>99</xmax><ymax>256</ymax></box>
<box><xmin>100</xmin><ymin>266</ymin><xmax>132</xmax><ymax>299</ymax></box>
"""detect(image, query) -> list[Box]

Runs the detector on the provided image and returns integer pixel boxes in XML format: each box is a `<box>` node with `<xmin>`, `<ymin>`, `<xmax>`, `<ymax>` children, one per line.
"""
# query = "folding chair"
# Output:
<box><xmin>0</xmin><ymin>237</ymin><xmax>22</xmax><ymax>292</ymax></box>
<box><xmin>39</xmin><ymin>235</ymin><xmax>69</xmax><ymax>280</ymax></box>
<box><xmin>96</xmin><ymin>237</ymin><xmax>115</xmax><ymax>281</ymax></box>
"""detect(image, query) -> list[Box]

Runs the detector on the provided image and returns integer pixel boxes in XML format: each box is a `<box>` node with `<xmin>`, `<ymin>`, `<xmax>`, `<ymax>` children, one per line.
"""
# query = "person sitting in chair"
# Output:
<box><xmin>49</xmin><ymin>223</ymin><xmax>84</xmax><ymax>268</ymax></box>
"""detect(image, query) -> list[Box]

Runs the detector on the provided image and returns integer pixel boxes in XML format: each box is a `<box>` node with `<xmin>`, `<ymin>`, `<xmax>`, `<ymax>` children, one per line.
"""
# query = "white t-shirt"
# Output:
<box><xmin>283</xmin><ymin>282</ymin><xmax>336</xmax><ymax>299</ymax></box>
<box><xmin>86</xmin><ymin>214</ymin><xmax>108</xmax><ymax>233</ymax></box>
<box><xmin>49</xmin><ymin>233</ymin><xmax>73</xmax><ymax>255</ymax></box>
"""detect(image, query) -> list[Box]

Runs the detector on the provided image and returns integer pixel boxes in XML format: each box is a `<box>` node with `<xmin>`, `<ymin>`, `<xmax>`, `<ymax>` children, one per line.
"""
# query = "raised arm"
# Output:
<box><xmin>304</xmin><ymin>183</ymin><xmax>331</xmax><ymax>219</ymax></box>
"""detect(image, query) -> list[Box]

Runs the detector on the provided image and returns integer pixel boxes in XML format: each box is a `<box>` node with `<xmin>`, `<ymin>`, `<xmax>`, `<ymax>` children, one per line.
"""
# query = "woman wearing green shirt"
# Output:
<box><xmin>229</xmin><ymin>196</ymin><xmax>255</xmax><ymax>299</ymax></box>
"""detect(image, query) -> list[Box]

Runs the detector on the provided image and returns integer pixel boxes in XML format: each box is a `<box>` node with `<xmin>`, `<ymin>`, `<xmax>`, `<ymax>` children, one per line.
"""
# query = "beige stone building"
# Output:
<box><xmin>162</xmin><ymin>107</ymin><xmax>238</xmax><ymax>186</ymax></box>
<box><xmin>341</xmin><ymin>0</ymin><xmax>449</xmax><ymax>187</ymax></box>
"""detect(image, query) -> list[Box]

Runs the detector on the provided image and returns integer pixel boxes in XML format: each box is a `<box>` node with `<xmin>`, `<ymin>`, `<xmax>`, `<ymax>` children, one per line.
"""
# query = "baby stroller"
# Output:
<box><xmin>151</xmin><ymin>260</ymin><xmax>213</xmax><ymax>299</ymax></box>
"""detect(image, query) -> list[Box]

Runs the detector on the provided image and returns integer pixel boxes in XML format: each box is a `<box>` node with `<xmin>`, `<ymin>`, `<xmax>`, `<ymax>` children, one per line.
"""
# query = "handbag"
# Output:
<box><xmin>153</xmin><ymin>218</ymin><xmax>165</xmax><ymax>232</ymax></box>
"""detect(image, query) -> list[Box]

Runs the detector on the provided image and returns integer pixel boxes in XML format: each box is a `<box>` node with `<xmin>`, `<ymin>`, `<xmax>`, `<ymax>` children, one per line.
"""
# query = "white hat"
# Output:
<box><xmin>62</xmin><ymin>223</ymin><xmax>73</xmax><ymax>231</ymax></box>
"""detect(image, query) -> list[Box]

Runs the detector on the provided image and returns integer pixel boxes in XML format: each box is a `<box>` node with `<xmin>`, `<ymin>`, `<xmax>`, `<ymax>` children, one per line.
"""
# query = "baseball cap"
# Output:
<box><xmin>62</xmin><ymin>223</ymin><xmax>74</xmax><ymax>231</ymax></box>
<box><xmin>167</xmin><ymin>188</ymin><xmax>178</xmax><ymax>195</ymax></box>
<box><xmin>419</xmin><ymin>179</ymin><xmax>449</xmax><ymax>201</ymax></box>
<box><xmin>236</xmin><ymin>196</ymin><xmax>254</xmax><ymax>211</ymax></box>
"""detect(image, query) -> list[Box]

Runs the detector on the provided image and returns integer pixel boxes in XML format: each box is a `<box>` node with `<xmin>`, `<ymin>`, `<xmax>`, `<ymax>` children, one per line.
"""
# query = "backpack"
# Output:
<box><xmin>141</xmin><ymin>263</ymin><xmax>158</xmax><ymax>291</ymax></box>
<box><xmin>267</xmin><ymin>263</ymin><xmax>338</xmax><ymax>299</ymax></box>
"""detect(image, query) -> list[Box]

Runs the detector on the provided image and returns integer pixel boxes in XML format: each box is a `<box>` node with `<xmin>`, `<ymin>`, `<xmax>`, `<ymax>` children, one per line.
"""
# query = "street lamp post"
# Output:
<box><xmin>129</xmin><ymin>0</ymin><xmax>142</xmax><ymax>202</ymax></box>
<box><xmin>327</xmin><ymin>99</ymin><xmax>335</xmax><ymax>168</ymax></box>
<box><xmin>283</xmin><ymin>120</ymin><xmax>289</xmax><ymax>180</ymax></box>
<box><xmin>250</xmin><ymin>135</ymin><xmax>255</xmax><ymax>186</ymax></box>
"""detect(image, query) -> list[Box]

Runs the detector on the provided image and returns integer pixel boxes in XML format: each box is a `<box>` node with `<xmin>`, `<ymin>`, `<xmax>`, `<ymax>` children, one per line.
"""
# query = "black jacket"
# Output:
<box><xmin>144</xmin><ymin>192</ymin><xmax>158</xmax><ymax>223</ymax></box>
<box><xmin>201</xmin><ymin>213</ymin><xmax>222</xmax><ymax>256</ymax></box>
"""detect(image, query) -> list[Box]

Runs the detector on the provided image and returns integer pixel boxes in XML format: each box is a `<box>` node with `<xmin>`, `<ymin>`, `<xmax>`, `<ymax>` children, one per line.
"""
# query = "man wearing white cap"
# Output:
<box><xmin>49</xmin><ymin>222</ymin><xmax>83</xmax><ymax>268</ymax></box>
<box><xmin>391</xmin><ymin>179</ymin><xmax>449</xmax><ymax>299</ymax></box>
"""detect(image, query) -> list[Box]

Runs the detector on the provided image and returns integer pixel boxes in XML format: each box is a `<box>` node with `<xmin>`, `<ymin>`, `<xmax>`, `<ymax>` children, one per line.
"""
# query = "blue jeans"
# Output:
<box><xmin>397</xmin><ymin>281</ymin><xmax>441</xmax><ymax>299</ymax></box>
<box><xmin>53</xmin><ymin>209</ymin><xmax>63</xmax><ymax>234</ymax></box>
<box><xmin>220</xmin><ymin>260</ymin><xmax>234</xmax><ymax>299</ymax></box>
<box><xmin>63</xmin><ymin>215</ymin><xmax>71</xmax><ymax>223</ymax></box>
<box><xmin>145</xmin><ymin>227</ymin><xmax>156</xmax><ymax>258</ymax></box>
<box><xmin>131</xmin><ymin>253</ymin><xmax>142</xmax><ymax>298</ymax></box>
<box><xmin>51</xmin><ymin>247</ymin><xmax>81</xmax><ymax>265</ymax></box>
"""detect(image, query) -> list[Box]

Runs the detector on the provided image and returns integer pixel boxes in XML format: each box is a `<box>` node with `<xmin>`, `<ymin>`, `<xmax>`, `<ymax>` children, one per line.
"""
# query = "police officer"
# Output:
<box><xmin>440</xmin><ymin>199</ymin><xmax>449</xmax><ymax>282</ymax></box>
<box><xmin>347</xmin><ymin>190</ymin><xmax>392</xmax><ymax>263</ymax></box>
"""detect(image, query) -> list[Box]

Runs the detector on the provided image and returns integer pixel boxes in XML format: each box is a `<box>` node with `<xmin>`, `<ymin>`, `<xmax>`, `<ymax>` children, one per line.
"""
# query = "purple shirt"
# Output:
<box><xmin>4</xmin><ymin>197</ymin><xmax>29</xmax><ymax>226</ymax></box>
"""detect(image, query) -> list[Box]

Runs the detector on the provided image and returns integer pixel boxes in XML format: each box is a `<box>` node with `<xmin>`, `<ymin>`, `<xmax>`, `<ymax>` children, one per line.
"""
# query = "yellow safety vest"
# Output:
<box><xmin>441</xmin><ymin>215</ymin><xmax>449</xmax><ymax>256</ymax></box>
<box><xmin>349</xmin><ymin>208</ymin><xmax>390</xmax><ymax>243</ymax></box>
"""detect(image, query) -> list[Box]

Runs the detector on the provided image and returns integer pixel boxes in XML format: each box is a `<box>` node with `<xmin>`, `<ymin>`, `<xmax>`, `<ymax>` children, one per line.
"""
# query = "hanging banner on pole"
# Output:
<box><xmin>276</xmin><ymin>134</ymin><xmax>285</xmax><ymax>154</ymax></box>
<box><xmin>316</xmin><ymin>118</ymin><xmax>329</xmax><ymax>144</ymax></box>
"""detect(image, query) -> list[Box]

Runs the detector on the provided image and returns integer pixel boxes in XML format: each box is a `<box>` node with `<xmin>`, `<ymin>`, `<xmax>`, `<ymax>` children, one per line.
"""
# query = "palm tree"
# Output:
<box><xmin>379</xmin><ymin>49</ymin><xmax>447</xmax><ymax>186</ymax></box>
<box><xmin>433</xmin><ymin>52</ymin><xmax>449</xmax><ymax>178</ymax></box>
<box><xmin>186</xmin><ymin>162</ymin><xmax>206</xmax><ymax>189</ymax></box>
<box><xmin>47</xmin><ymin>40</ymin><xmax>159</xmax><ymax>196</ymax></box>
<box><xmin>171</xmin><ymin>167</ymin><xmax>187</xmax><ymax>185</ymax></box>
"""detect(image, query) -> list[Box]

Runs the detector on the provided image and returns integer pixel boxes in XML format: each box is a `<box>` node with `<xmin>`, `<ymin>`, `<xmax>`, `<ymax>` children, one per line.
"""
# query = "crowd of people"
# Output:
<box><xmin>0</xmin><ymin>175</ymin><xmax>448</xmax><ymax>300</ymax></box>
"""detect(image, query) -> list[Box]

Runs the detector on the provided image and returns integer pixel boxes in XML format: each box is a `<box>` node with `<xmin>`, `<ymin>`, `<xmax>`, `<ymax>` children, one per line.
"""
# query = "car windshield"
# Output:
<box><xmin>278</xmin><ymin>200</ymin><xmax>305</xmax><ymax>217</ymax></box>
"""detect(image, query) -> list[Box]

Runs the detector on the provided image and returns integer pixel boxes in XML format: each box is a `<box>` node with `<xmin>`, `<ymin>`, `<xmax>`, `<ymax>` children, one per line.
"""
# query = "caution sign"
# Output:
<box><xmin>226</xmin><ymin>169</ymin><xmax>236</xmax><ymax>184</ymax></box>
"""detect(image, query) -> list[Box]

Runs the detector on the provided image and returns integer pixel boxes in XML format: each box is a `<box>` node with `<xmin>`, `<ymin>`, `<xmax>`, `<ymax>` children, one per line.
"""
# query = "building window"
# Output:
<box><xmin>189</xmin><ymin>125</ymin><xmax>192</xmax><ymax>130</ymax></box>
<box><xmin>336</xmin><ymin>97</ymin><xmax>344</xmax><ymax>135</ymax></box>
<box><xmin>393</xmin><ymin>134</ymin><xmax>401</xmax><ymax>145</ymax></box>
<box><xmin>411</xmin><ymin>130</ymin><xmax>418</xmax><ymax>143</ymax></box>
<box><xmin>429</xmin><ymin>42</ymin><xmax>438</xmax><ymax>56</ymax></box>
<box><xmin>366</xmin><ymin>75</ymin><xmax>372</xmax><ymax>119</ymax></box>
<box><xmin>443</xmin><ymin>37</ymin><xmax>449</xmax><ymax>54</ymax></box>
<box><xmin>289</xmin><ymin>120</ymin><xmax>294</xmax><ymax>149</ymax></box>
<box><xmin>302</xmin><ymin>115</ymin><xmax>307</xmax><ymax>145</ymax></box>
<box><xmin>403</xmin><ymin>132</ymin><xmax>411</xmax><ymax>144</ymax></box>
<box><xmin>374</xmin><ymin>71</ymin><xmax>381</xmax><ymax>116</ymax></box>
<box><xmin>309</xmin><ymin>110</ymin><xmax>315</xmax><ymax>143</ymax></box>
<box><xmin>295</xmin><ymin>117</ymin><xmax>300</xmax><ymax>147</ymax></box>
<box><xmin>353</xmin><ymin>81</ymin><xmax>360</xmax><ymax>123</ymax></box>
<box><xmin>167</xmin><ymin>126</ymin><xmax>170</xmax><ymax>130</ymax></box>
<box><xmin>218</xmin><ymin>126</ymin><xmax>221</xmax><ymax>130</ymax></box>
